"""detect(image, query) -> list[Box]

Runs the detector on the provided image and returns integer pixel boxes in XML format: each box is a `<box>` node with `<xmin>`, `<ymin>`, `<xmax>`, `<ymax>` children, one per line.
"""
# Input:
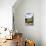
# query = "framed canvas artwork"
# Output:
<box><xmin>25</xmin><ymin>12</ymin><xmax>34</xmax><ymax>26</ymax></box>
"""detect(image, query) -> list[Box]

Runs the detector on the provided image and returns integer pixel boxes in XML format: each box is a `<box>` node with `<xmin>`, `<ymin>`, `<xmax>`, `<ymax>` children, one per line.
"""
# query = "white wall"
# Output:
<box><xmin>41</xmin><ymin>0</ymin><xmax>46</xmax><ymax>46</ymax></box>
<box><xmin>0</xmin><ymin>0</ymin><xmax>17</xmax><ymax>30</ymax></box>
<box><xmin>13</xmin><ymin>0</ymin><xmax>41</xmax><ymax>46</ymax></box>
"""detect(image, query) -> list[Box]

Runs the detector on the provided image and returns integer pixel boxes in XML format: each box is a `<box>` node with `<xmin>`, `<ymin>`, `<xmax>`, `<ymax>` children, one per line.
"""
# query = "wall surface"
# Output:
<box><xmin>41</xmin><ymin>0</ymin><xmax>46</xmax><ymax>46</ymax></box>
<box><xmin>13</xmin><ymin>0</ymin><xmax>41</xmax><ymax>46</ymax></box>
<box><xmin>0</xmin><ymin>0</ymin><xmax>17</xmax><ymax>29</ymax></box>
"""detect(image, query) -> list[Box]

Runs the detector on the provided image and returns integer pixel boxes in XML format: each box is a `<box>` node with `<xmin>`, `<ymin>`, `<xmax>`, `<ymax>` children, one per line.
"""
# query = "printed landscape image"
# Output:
<box><xmin>25</xmin><ymin>13</ymin><xmax>33</xmax><ymax>25</ymax></box>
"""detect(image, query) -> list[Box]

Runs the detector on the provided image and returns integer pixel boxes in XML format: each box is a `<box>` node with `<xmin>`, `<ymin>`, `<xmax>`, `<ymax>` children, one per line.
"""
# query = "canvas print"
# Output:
<box><xmin>25</xmin><ymin>12</ymin><xmax>34</xmax><ymax>25</ymax></box>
